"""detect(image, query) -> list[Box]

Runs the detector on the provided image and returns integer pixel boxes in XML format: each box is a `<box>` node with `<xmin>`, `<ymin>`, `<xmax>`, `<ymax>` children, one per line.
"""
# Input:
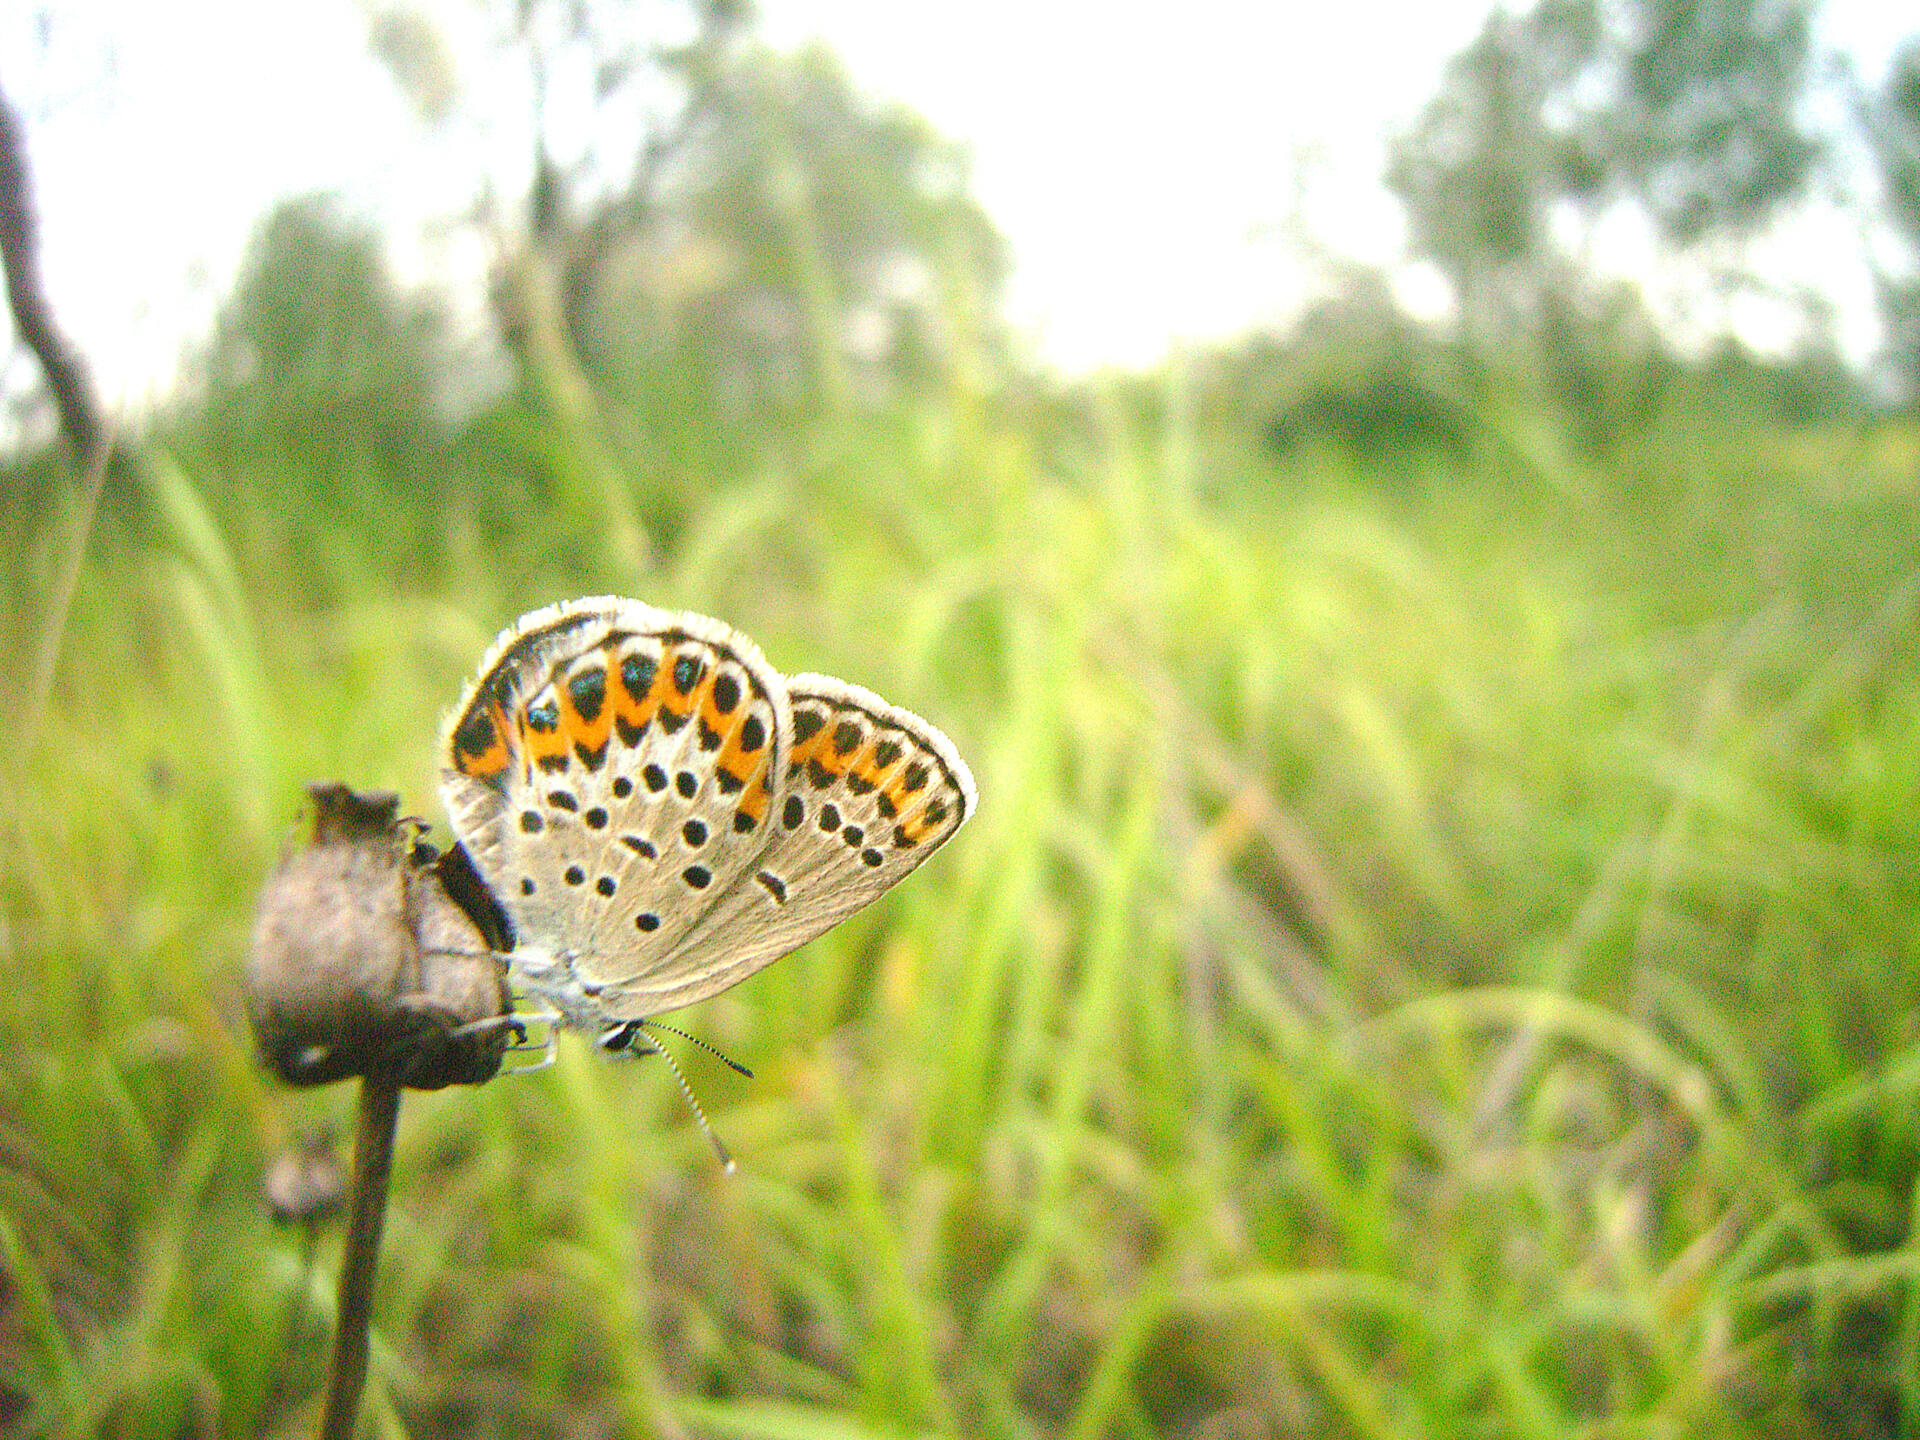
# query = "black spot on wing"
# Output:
<box><xmin>621</xmin><ymin>653</ymin><xmax>657</xmax><ymax>699</ymax></box>
<box><xmin>568</xmin><ymin>666</ymin><xmax>606</xmax><ymax>721</ymax></box>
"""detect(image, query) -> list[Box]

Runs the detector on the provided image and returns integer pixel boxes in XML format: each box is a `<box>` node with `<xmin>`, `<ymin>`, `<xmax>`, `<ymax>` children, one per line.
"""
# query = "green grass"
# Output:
<box><xmin>4</xmin><ymin>381</ymin><xmax>1920</xmax><ymax>1438</ymax></box>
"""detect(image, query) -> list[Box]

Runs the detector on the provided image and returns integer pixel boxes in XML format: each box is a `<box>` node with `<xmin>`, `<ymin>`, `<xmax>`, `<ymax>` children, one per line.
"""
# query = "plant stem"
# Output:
<box><xmin>318</xmin><ymin>1076</ymin><xmax>402</xmax><ymax>1440</ymax></box>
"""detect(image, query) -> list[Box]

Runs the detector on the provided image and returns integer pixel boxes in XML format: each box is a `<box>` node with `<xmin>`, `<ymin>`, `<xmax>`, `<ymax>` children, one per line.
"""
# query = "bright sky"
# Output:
<box><xmin>3</xmin><ymin>0</ymin><xmax>1914</xmax><ymax>423</ymax></box>
<box><xmin>756</xmin><ymin>0</ymin><xmax>1492</xmax><ymax>366</ymax></box>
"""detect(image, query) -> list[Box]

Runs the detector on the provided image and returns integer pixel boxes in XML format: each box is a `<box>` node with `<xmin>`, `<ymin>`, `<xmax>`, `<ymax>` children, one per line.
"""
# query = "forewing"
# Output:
<box><xmin>439</xmin><ymin>596</ymin><xmax>791</xmax><ymax>977</ymax></box>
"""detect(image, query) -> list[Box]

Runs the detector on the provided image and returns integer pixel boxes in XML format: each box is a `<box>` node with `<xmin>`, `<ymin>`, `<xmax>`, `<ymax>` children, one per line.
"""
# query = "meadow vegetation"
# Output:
<box><xmin>6</xmin><ymin>30</ymin><xmax>1920</xmax><ymax>1439</ymax></box>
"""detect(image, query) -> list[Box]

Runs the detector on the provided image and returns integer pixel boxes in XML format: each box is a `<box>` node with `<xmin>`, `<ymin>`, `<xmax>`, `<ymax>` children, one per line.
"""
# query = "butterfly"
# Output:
<box><xmin>439</xmin><ymin>596</ymin><xmax>976</xmax><ymax>1055</ymax></box>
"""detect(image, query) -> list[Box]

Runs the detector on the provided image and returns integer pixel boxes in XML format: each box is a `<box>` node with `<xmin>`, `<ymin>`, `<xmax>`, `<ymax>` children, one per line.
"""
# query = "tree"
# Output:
<box><xmin>1866</xmin><ymin>41</ymin><xmax>1920</xmax><ymax>407</ymax></box>
<box><xmin>369</xmin><ymin>0</ymin><xmax>750</xmax><ymax>563</ymax></box>
<box><xmin>364</xmin><ymin>2</ymin><xmax>1007</xmax><ymax>568</ymax></box>
<box><xmin>1385</xmin><ymin>1</ymin><xmax>1604</xmax><ymax>341</ymax></box>
<box><xmin>1387</xmin><ymin>0</ymin><xmax>1823</xmax><ymax>343</ymax></box>
<box><xmin>186</xmin><ymin>195</ymin><xmax>453</xmax><ymax>476</ymax></box>
<box><xmin>1609</xmin><ymin>0</ymin><xmax>1821</xmax><ymax>246</ymax></box>
<box><xmin>579</xmin><ymin>44</ymin><xmax>1008</xmax><ymax>417</ymax></box>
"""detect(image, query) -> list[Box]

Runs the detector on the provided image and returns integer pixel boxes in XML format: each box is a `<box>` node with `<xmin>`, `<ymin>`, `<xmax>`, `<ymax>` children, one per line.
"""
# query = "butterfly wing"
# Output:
<box><xmin>594</xmin><ymin>673</ymin><xmax>976</xmax><ymax>1015</ymax></box>
<box><xmin>440</xmin><ymin>596</ymin><xmax>792</xmax><ymax>978</ymax></box>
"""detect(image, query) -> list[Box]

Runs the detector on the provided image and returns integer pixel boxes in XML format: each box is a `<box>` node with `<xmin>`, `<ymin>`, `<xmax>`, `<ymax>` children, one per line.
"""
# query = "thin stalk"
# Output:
<box><xmin>318</xmin><ymin>1077</ymin><xmax>403</xmax><ymax>1440</ymax></box>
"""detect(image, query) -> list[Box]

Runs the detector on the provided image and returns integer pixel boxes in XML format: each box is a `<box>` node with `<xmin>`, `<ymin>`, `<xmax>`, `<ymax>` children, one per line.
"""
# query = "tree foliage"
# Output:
<box><xmin>182</xmin><ymin>196</ymin><xmax>457</xmax><ymax>489</ymax></box>
<box><xmin>1874</xmin><ymin>41</ymin><xmax>1920</xmax><ymax>244</ymax></box>
<box><xmin>1868</xmin><ymin>41</ymin><xmax>1920</xmax><ymax>405</ymax></box>
<box><xmin>577</xmin><ymin>44</ymin><xmax>1007</xmax><ymax>415</ymax></box>
<box><xmin>1612</xmin><ymin>0</ymin><xmax>1821</xmax><ymax>245</ymax></box>
<box><xmin>368</xmin><ymin>4</ymin><xmax>1005</xmax><ymax>434</ymax></box>
<box><xmin>1386</xmin><ymin>2</ymin><xmax>1603</xmax><ymax>336</ymax></box>
<box><xmin>1388</xmin><ymin>0</ymin><xmax>1822</xmax><ymax>335</ymax></box>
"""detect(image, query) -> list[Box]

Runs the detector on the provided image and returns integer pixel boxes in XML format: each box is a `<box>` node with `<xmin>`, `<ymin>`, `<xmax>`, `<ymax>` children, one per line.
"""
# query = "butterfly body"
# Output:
<box><xmin>440</xmin><ymin>597</ymin><xmax>974</xmax><ymax>1036</ymax></box>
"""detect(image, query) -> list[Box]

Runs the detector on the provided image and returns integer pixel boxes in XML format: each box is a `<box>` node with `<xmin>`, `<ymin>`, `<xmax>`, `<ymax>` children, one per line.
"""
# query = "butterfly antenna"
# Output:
<box><xmin>650</xmin><ymin>1037</ymin><xmax>737</xmax><ymax>1174</ymax></box>
<box><xmin>639</xmin><ymin>1019</ymin><xmax>754</xmax><ymax>1078</ymax></box>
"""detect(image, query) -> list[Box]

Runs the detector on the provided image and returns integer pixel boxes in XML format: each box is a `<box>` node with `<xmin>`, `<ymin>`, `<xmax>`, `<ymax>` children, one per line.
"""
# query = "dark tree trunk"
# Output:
<box><xmin>0</xmin><ymin>85</ymin><xmax>108</xmax><ymax>462</ymax></box>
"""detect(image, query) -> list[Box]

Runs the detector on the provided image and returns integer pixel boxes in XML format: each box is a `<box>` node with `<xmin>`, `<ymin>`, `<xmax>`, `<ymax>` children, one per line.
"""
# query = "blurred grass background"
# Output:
<box><xmin>7</xmin><ymin>10</ymin><xmax>1920</xmax><ymax>1439</ymax></box>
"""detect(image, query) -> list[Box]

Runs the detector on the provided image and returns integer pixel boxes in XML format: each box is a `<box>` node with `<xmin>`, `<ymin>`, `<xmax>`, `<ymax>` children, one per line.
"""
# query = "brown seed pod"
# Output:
<box><xmin>245</xmin><ymin>783</ymin><xmax>515</xmax><ymax>1089</ymax></box>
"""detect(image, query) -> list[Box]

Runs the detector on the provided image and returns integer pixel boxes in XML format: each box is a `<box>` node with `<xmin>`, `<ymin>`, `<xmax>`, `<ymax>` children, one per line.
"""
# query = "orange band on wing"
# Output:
<box><xmin>890</xmin><ymin>797</ymin><xmax>946</xmax><ymax>846</ymax></box>
<box><xmin>789</xmin><ymin>714</ymin><xmax>951</xmax><ymax>848</ymax></box>
<box><xmin>736</xmin><ymin>770</ymin><xmax>773</xmax><ymax>825</ymax></box>
<box><xmin>789</xmin><ymin>721</ymin><xmax>849</xmax><ymax>783</ymax></box>
<box><xmin>518</xmin><ymin>695</ymin><xmax>570</xmax><ymax>773</ymax></box>
<box><xmin>881</xmin><ymin>756</ymin><xmax>948</xmax><ymax>846</ymax></box>
<box><xmin>610</xmin><ymin>649</ymin><xmax>667</xmax><ymax>740</ymax></box>
<box><xmin>556</xmin><ymin>659</ymin><xmax>614</xmax><ymax>762</ymax></box>
<box><xmin>451</xmin><ymin>703</ymin><xmax>512</xmax><ymax>780</ymax></box>
<box><xmin>713</xmin><ymin>716</ymin><xmax>770</xmax><ymax>804</ymax></box>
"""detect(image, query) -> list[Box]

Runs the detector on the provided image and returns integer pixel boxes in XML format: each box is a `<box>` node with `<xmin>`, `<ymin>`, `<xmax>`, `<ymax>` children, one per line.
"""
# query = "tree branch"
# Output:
<box><xmin>0</xmin><ymin>85</ymin><xmax>107</xmax><ymax>462</ymax></box>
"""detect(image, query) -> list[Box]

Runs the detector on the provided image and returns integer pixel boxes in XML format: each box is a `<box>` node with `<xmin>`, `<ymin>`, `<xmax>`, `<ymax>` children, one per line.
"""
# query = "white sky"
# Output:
<box><xmin>3</xmin><ymin>0</ymin><xmax>1915</xmax><ymax>423</ymax></box>
<box><xmin>757</xmin><ymin>0</ymin><xmax>1490</xmax><ymax>366</ymax></box>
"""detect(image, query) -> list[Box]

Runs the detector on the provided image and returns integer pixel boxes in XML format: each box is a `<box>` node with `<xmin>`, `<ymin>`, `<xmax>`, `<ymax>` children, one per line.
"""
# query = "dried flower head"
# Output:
<box><xmin>246</xmin><ymin>783</ymin><xmax>514</xmax><ymax>1089</ymax></box>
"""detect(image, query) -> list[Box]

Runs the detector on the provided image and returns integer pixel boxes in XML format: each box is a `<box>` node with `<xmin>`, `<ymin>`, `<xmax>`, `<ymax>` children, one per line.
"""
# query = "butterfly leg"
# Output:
<box><xmin>479</xmin><ymin>994</ymin><xmax>561</xmax><ymax>1074</ymax></box>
